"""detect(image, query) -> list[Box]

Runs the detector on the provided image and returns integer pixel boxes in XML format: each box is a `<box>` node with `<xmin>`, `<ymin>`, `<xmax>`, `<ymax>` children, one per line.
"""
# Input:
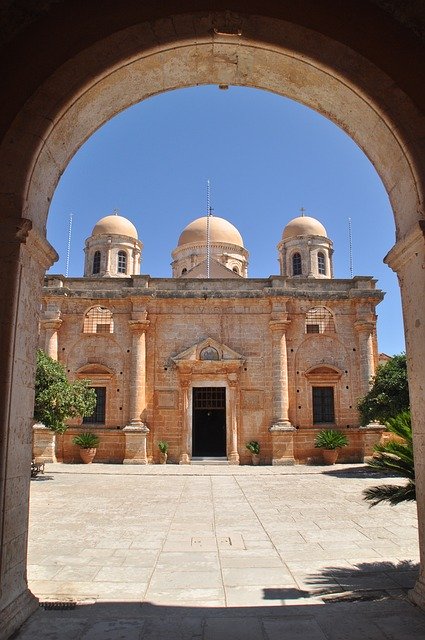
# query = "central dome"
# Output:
<box><xmin>282</xmin><ymin>215</ymin><xmax>327</xmax><ymax>240</ymax></box>
<box><xmin>92</xmin><ymin>214</ymin><xmax>138</xmax><ymax>239</ymax></box>
<box><xmin>178</xmin><ymin>216</ymin><xmax>244</xmax><ymax>247</ymax></box>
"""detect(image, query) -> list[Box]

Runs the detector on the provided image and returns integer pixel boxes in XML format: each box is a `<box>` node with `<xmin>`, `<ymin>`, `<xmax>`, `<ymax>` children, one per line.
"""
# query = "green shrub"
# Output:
<box><xmin>246</xmin><ymin>440</ymin><xmax>260</xmax><ymax>455</ymax></box>
<box><xmin>314</xmin><ymin>429</ymin><xmax>348</xmax><ymax>450</ymax></box>
<box><xmin>72</xmin><ymin>432</ymin><xmax>100</xmax><ymax>449</ymax></box>
<box><xmin>158</xmin><ymin>440</ymin><xmax>169</xmax><ymax>454</ymax></box>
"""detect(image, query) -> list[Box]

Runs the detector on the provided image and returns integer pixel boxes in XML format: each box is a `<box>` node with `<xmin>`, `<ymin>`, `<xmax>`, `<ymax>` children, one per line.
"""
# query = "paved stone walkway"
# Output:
<box><xmin>16</xmin><ymin>464</ymin><xmax>425</xmax><ymax>639</ymax></box>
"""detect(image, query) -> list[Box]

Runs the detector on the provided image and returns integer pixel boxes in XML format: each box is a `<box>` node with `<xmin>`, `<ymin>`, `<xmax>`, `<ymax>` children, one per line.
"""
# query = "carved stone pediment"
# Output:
<box><xmin>172</xmin><ymin>337</ymin><xmax>245</xmax><ymax>374</ymax></box>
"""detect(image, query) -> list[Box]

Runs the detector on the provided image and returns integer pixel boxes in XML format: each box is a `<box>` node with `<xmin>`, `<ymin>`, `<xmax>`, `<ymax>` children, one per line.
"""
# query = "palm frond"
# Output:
<box><xmin>363</xmin><ymin>481</ymin><xmax>416</xmax><ymax>506</ymax></box>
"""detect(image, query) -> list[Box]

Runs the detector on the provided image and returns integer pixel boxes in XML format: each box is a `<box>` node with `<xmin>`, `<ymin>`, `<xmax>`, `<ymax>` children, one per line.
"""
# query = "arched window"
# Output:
<box><xmin>117</xmin><ymin>250</ymin><xmax>127</xmax><ymax>274</ymax></box>
<box><xmin>318</xmin><ymin>252</ymin><xmax>326</xmax><ymax>275</ymax></box>
<box><xmin>92</xmin><ymin>251</ymin><xmax>101</xmax><ymax>274</ymax></box>
<box><xmin>83</xmin><ymin>306</ymin><xmax>114</xmax><ymax>334</ymax></box>
<box><xmin>181</xmin><ymin>268</ymin><xmax>187</xmax><ymax>275</ymax></box>
<box><xmin>200</xmin><ymin>346</ymin><xmax>220</xmax><ymax>361</ymax></box>
<box><xmin>232</xmin><ymin>266</ymin><xmax>239</xmax><ymax>274</ymax></box>
<box><xmin>305</xmin><ymin>307</ymin><xmax>335</xmax><ymax>334</ymax></box>
<box><xmin>292</xmin><ymin>252</ymin><xmax>302</xmax><ymax>276</ymax></box>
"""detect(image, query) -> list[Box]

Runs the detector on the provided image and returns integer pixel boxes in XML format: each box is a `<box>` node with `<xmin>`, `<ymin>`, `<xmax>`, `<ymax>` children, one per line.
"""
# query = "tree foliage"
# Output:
<box><xmin>34</xmin><ymin>349</ymin><xmax>97</xmax><ymax>434</ymax></box>
<box><xmin>363</xmin><ymin>411</ymin><xmax>415</xmax><ymax>506</ymax></box>
<box><xmin>357</xmin><ymin>354</ymin><xmax>409</xmax><ymax>425</ymax></box>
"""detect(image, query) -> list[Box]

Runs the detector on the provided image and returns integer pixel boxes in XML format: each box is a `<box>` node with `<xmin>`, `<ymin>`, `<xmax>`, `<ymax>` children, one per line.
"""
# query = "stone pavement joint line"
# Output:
<box><xmin>18</xmin><ymin>464</ymin><xmax>425</xmax><ymax>639</ymax></box>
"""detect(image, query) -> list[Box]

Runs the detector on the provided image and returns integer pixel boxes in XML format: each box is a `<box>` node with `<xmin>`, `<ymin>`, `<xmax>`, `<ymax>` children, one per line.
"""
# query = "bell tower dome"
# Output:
<box><xmin>84</xmin><ymin>213</ymin><xmax>143</xmax><ymax>277</ymax></box>
<box><xmin>278</xmin><ymin>213</ymin><xmax>333</xmax><ymax>278</ymax></box>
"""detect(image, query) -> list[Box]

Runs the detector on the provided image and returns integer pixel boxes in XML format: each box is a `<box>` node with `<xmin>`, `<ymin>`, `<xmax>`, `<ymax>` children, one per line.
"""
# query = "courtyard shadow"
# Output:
<box><xmin>306</xmin><ymin>559</ymin><xmax>419</xmax><ymax>596</ymax></box>
<box><xmin>14</xmin><ymin>593</ymin><xmax>425</xmax><ymax>640</ymax></box>
<box><xmin>322</xmin><ymin>466</ymin><xmax>398</xmax><ymax>479</ymax></box>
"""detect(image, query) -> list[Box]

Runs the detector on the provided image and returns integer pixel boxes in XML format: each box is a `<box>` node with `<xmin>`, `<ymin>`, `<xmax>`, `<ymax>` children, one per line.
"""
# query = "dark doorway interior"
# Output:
<box><xmin>192</xmin><ymin>387</ymin><xmax>226</xmax><ymax>456</ymax></box>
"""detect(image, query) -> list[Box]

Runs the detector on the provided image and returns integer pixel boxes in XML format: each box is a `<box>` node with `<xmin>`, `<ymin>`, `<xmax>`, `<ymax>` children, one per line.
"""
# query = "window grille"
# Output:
<box><xmin>83</xmin><ymin>307</ymin><xmax>114</xmax><ymax>334</ymax></box>
<box><xmin>117</xmin><ymin>250</ymin><xmax>127</xmax><ymax>274</ymax></box>
<box><xmin>200</xmin><ymin>347</ymin><xmax>219</xmax><ymax>361</ymax></box>
<box><xmin>193</xmin><ymin>387</ymin><xmax>226</xmax><ymax>409</ymax></box>
<box><xmin>312</xmin><ymin>387</ymin><xmax>335</xmax><ymax>423</ymax></box>
<box><xmin>318</xmin><ymin>252</ymin><xmax>326</xmax><ymax>275</ymax></box>
<box><xmin>83</xmin><ymin>387</ymin><xmax>106</xmax><ymax>424</ymax></box>
<box><xmin>92</xmin><ymin>251</ymin><xmax>101</xmax><ymax>275</ymax></box>
<box><xmin>292</xmin><ymin>252</ymin><xmax>302</xmax><ymax>276</ymax></box>
<box><xmin>305</xmin><ymin>307</ymin><xmax>335</xmax><ymax>333</ymax></box>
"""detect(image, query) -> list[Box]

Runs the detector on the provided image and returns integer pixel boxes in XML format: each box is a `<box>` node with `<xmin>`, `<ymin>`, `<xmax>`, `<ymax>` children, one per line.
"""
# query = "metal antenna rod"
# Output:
<box><xmin>348</xmin><ymin>217</ymin><xmax>353</xmax><ymax>278</ymax></box>
<box><xmin>206</xmin><ymin>179</ymin><xmax>212</xmax><ymax>279</ymax></box>
<box><xmin>65</xmin><ymin>213</ymin><xmax>73</xmax><ymax>277</ymax></box>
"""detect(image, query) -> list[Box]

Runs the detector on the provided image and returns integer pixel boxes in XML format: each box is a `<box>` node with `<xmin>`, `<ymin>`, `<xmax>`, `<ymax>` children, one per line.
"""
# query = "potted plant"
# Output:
<box><xmin>246</xmin><ymin>440</ymin><xmax>260</xmax><ymax>465</ymax></box>
<box><xmin>314</xmin><ymin>429</ymin><xmax>348</xmax><ymax>464</ymax></box>
<box><xmin>72</xmin><ymin>431</ymin><xmax>100</xmax><ymax>464</ymax></box>
<box><xmin>158</xmin><ymin>440</ymin><xmax>169</xmax><ymax>464</ymax></box>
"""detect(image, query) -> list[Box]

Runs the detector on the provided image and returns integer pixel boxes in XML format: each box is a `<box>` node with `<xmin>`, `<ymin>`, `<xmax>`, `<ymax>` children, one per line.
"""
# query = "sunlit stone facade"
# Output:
<box><xmin>37</xmin><ymin>212</ymin><xmax>384</xmax><ymax>465</ymax></box>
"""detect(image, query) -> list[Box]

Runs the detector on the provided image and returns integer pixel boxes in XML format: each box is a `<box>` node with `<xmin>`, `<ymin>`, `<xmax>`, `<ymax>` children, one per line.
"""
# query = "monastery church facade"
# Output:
<box><xmin>35</xmin><ymin>211</ymin><xmax>385</xmax><ymax>465</ymax></box>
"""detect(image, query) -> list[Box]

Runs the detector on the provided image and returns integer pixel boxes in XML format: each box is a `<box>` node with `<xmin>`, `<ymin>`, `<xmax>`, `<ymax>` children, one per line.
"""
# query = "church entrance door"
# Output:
<box><xmin>192</xmin><ymin>387</ymin><xmax>226</xmax><ymax>457</ymax></box>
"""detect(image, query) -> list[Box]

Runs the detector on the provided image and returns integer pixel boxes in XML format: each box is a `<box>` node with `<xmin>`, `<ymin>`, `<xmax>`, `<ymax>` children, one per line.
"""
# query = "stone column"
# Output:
<box><xmin>179</xmin><ymin>376</ymin><xmax>191</xmax><ymax>464</ymax></box>
<box><xmin>123</xmin><ymin>317</ymin><xmax>150</xmax><ymax>464</ymax></box>
<box><xmin>354</xmin><ymin>320</ymin><xmax>375</xmax><ymax>396</ymax></box>
<box><xmin>227</xmin><ymin>375</ymin><xmax>240</xmax><ymax>465</ymax></box>
<box><xmin>41</xmin><ymin>319</ymin><xmax>62</xmax><ymax>360</ymax></box>
<box><xmin>0</xmin><ymin>218</ymin><xmax>57</xmax><ymax>639</ymax></box>
<box><xmin>269</xmin><ymin>317</ymin><xmax>296</xmax><ymax>464</ymax></box>
<box><xmin>385</xmin><ymin>221</ymin><xmax>425</xmax><ymax>609</ymax></box>
<box><xmin>269</xmin><ymin>318</ymin><xmax>292</xmax><ymax>428</ymax></box>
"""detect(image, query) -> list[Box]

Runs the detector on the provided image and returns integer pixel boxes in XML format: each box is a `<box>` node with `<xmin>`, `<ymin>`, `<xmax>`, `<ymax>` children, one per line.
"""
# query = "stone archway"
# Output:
<box><xmin>1</xmin><ymin>4</ymin><xmax>425</xmax><ymax>637</ymax></box>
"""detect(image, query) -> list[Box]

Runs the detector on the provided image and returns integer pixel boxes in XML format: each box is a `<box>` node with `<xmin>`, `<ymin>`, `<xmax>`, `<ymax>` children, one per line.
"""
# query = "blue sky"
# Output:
<box><xmin>47</xmin><ymin>85</ymin><xmax>404</xmax><ymax>355</ymax></box>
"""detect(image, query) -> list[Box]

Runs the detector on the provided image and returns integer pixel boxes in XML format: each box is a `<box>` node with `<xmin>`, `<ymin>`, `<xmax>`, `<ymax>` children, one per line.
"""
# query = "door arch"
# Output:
<box><xmin>1</xmin><ymin>4</ymin><xmax>425</xmax><ymax>636</ymax></box>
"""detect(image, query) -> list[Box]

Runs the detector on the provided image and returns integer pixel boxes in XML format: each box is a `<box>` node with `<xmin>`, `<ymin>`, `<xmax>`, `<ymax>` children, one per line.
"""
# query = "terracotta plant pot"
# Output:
<box><xmin>252</xmin><ymin>453</ymin><xmax>260</xmax><ymax>466</ymax></box>
<box><xmin>322</xmin><ymin>449</ymin><xmax>339</xmax><ymax>465</ymax></box>
<box><xmin>79</xmin><ymin>448</ymin><xmax>97</xmax><ymax>464</ymax></box>
<box><xmin>159</xmin><ymin>452</ymin><xmax>168</xmax><ymax>464</ymax></box>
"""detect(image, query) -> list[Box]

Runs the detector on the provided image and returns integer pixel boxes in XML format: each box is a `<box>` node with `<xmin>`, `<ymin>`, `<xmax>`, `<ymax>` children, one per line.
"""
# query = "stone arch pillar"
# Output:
<box><xmin>0</xmin><ymin>219</ymin><xmax>57</xmax><ymax>636</ymax></box>
<box><xmin>385</xmin><ymin>222</ymin><xmax>425</xmax><ymax>607</ymax></box>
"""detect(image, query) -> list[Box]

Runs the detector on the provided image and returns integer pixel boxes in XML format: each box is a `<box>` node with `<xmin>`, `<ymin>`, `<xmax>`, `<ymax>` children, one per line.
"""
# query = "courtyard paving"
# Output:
<box><xmin>17</xmin><ymin>463</ymin><xmax>425</xmax><ymax>639</ymax></box>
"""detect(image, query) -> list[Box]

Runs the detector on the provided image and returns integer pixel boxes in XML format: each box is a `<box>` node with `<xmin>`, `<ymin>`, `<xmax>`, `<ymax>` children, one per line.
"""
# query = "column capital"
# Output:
<box><xmin>269</xmin><ymin>318</ymin><xmax>291</xmax><ymax>332</ymax></box>
<box><xmin>128</xmin><ymin>319</ymin><xmax>150</xmax><ymax>333</ymax></box>
<box><xmin>40</xmin><ymin>319</ymin><xmax>62</xmax><ymax>332</ymax></box>
<box><xmin>354</xmin><ymin>320</ymin><xmax>375</xmax><ymax>333</ymax></box>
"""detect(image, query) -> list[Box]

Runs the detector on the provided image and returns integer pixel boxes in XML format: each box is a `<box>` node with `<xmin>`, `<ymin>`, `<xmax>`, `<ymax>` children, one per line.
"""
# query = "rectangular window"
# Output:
<box><xmin>83</xmin><ymin>387</ymin><xmax>106</xmax><ymax>424</ymax></box>
<box><xmin>306</xmin><ymin>324</ymin><xmax>320</xmax><ymax>333</ymax></box>
<box><xmin>96</xmin><ymin>323</ymin><xmax>111</xmax><ymax>333</ymax></box>
<box><xmin>312</xmin><ymin>387</ymin><xmax>334</xmax><ymax>423</ymax></box>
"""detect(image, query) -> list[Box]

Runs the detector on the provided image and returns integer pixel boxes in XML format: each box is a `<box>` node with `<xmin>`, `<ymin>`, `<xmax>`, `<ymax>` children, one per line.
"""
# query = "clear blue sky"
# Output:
<box><xmin>47</xmin><ymin>85</ymin><xmax>404</xmax><ymax>356</ymax></box>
